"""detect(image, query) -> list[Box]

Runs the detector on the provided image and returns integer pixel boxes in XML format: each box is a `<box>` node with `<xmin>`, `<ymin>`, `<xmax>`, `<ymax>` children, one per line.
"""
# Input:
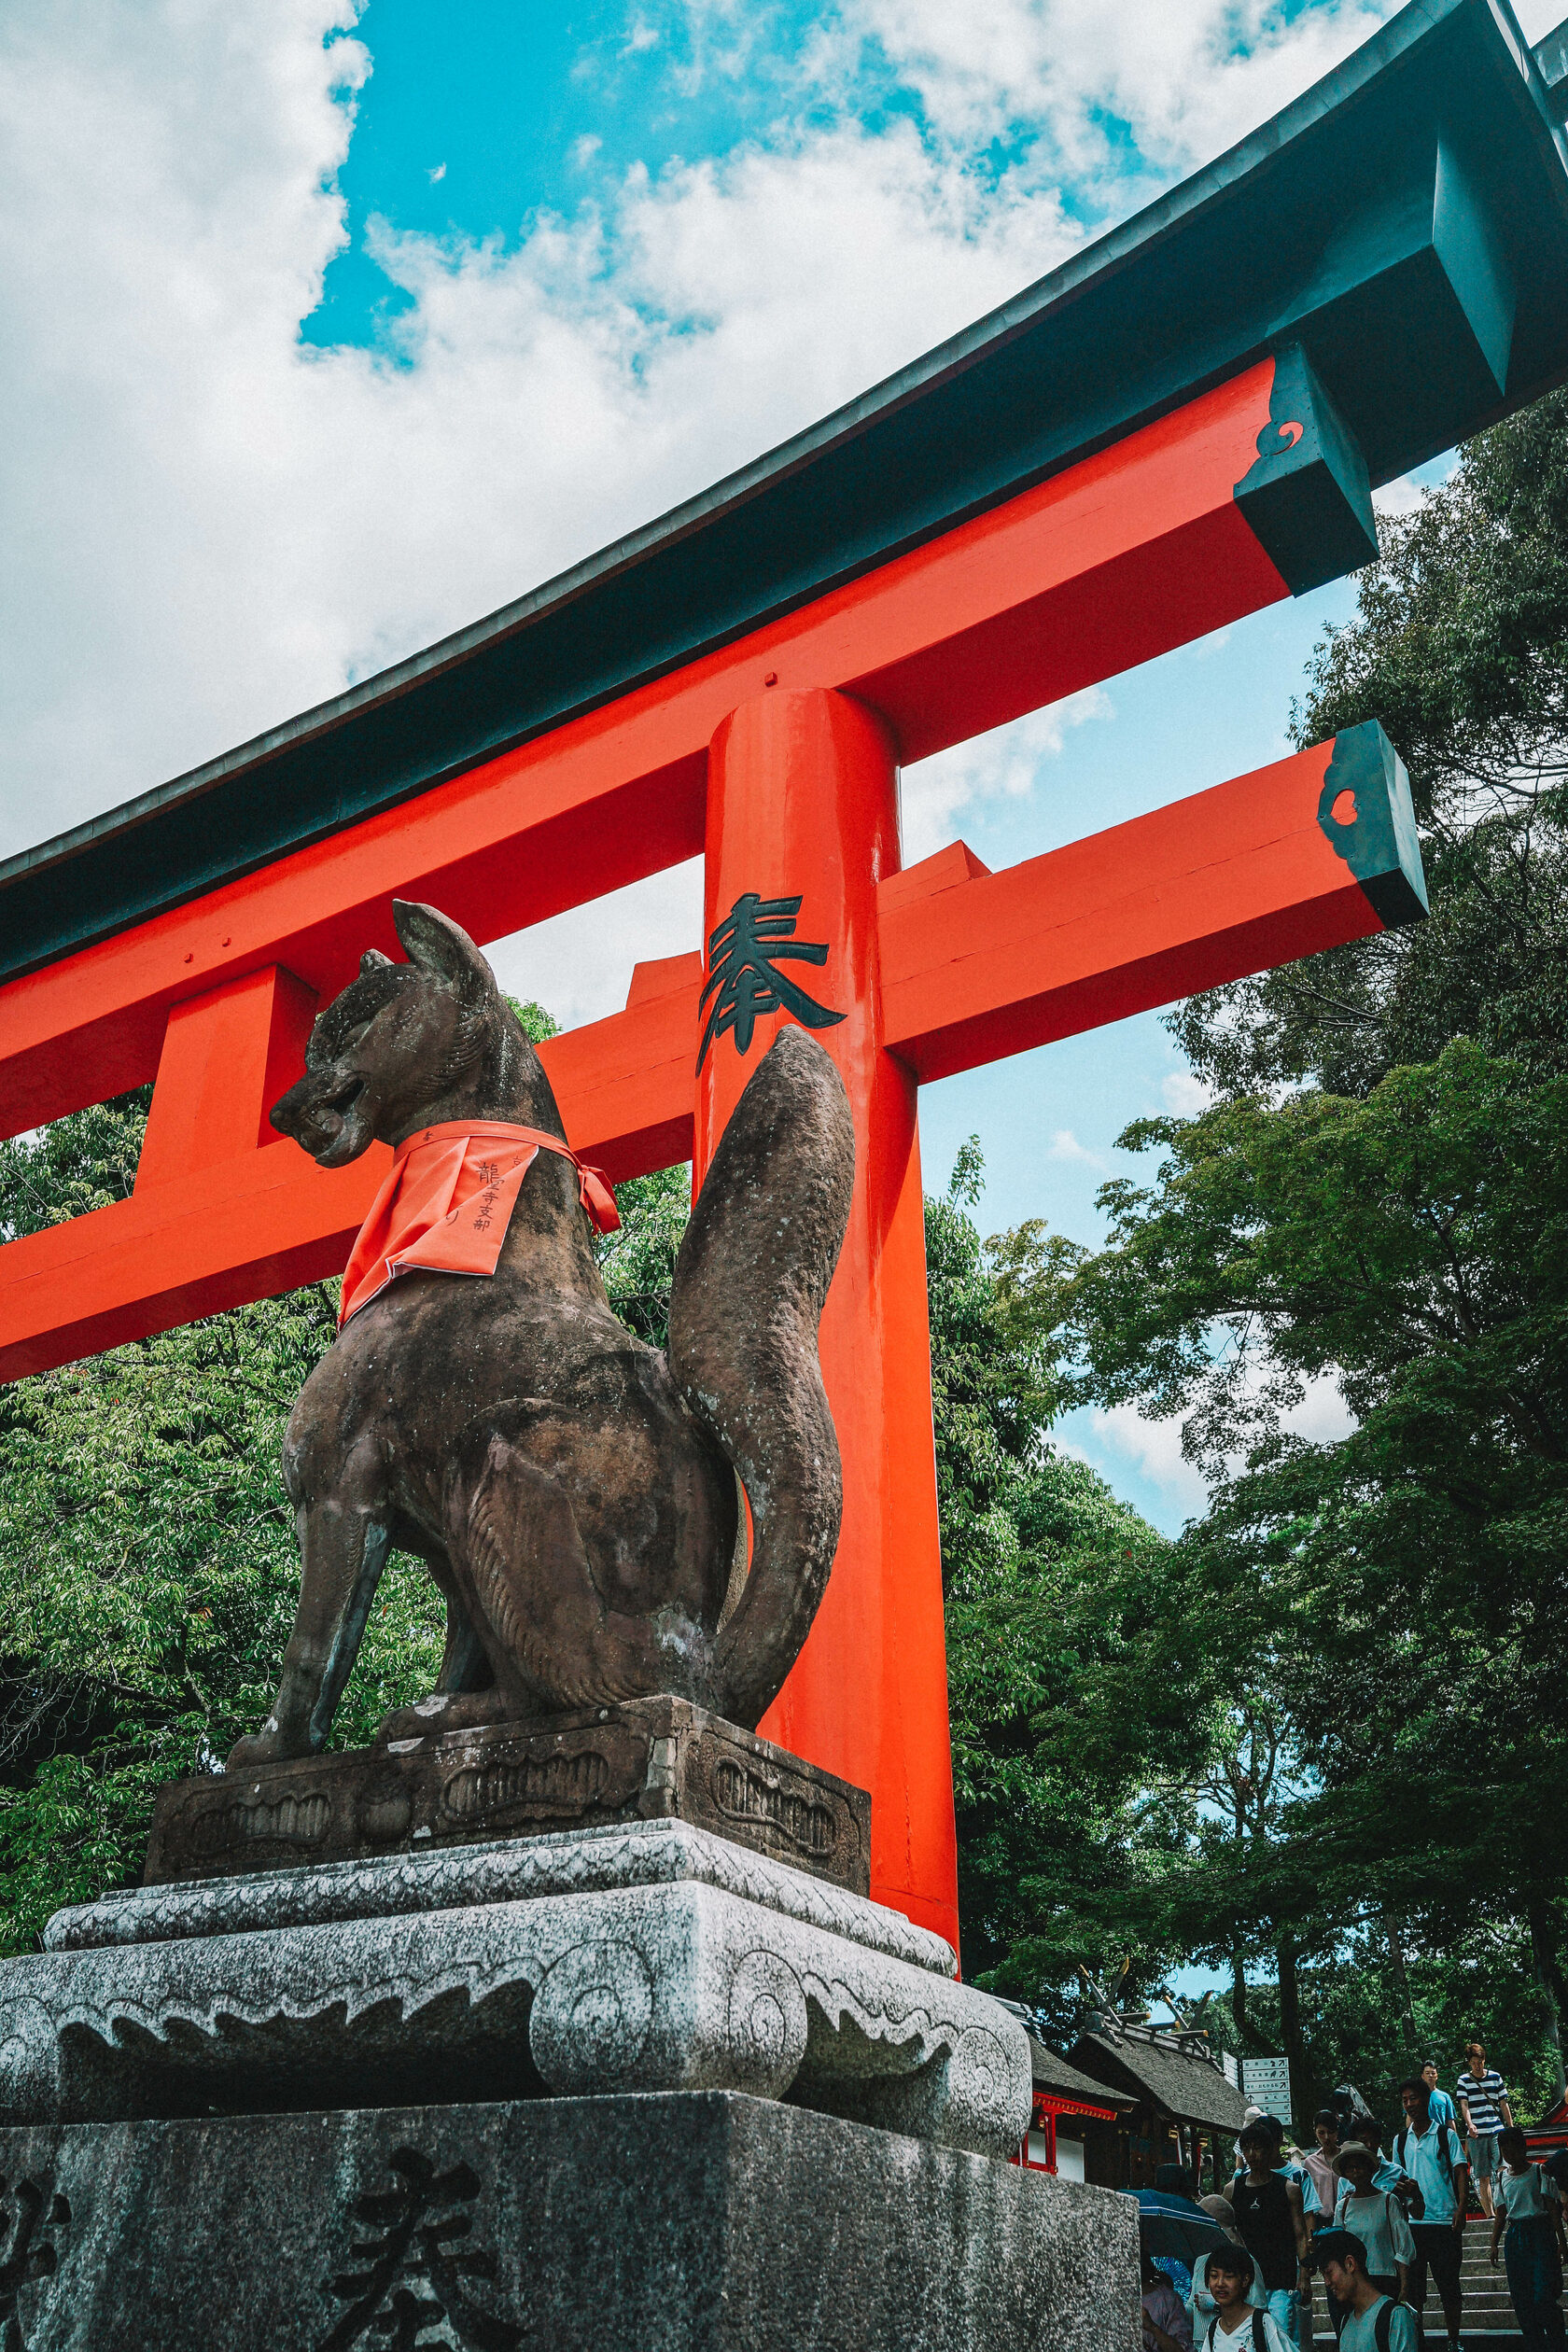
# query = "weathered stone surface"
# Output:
<box><xmin>9</xmin><ymin>1827</ymin><xmax>1022</xmax><ymax>2156</ymax></box>
<box><xmin>52</xmin><ymin>1820</ymin><xmax>945</xmax><ymax>1970</ymax></box>
<box><xmin>146</xmin><ymin>1698</ymin><xmax>872</xmax><ymax>1896</ymax></box>
<box><xmin>235</xmin><ymin>904</ymin><xmax>856</xmax><ymax>1769</ymax></box>
<box><xmin>0</xmin><ymin>2091</ymin><xmax>1141</xmax><ymax>2350</ymax></box>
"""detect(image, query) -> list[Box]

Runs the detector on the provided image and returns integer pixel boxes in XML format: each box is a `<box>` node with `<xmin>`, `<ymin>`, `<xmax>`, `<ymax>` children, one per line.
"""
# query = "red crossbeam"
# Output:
<box><xmin>0</xmin><ymin>361</ymin><xmax>1285</xmax><ymax>1142</ymax></box>
<box><xmin>0</xmin><ymin>733</ymin><xmax>1396</xmax><ymax>1379</ymax></box>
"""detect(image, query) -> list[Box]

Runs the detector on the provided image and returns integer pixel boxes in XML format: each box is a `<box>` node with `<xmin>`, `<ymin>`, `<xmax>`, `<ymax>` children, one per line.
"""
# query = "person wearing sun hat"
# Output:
<box><xmin>1332</xmin><ymin>2143</ymin><xmax>1416</xmax><ymax>2306</ymax></box>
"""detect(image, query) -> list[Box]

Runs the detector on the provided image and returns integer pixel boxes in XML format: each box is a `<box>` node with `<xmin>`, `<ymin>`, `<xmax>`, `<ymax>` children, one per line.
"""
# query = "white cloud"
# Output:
<box><xmin>1161</xmin><ymin>1070</ymin><xmax>1213</xmax><ymax>1117</ymax></box>
<box><xmin>488</xmin><ymin>860</ymin><xmax>704</xmax><ymax>1030</ymax></box>
<box><xmin>427</xmin><ymin>161</ymin><xmax>446</xmax><ymax>184</ymax></box>
<box><xmin>833</xmin><ymin>0</ymin><xmax>1399</xmax><ymax>189</ymax></box>
<box><xmin>0</xmin><ymin>3</ymin><xmax>1079</xmax><ymax>914</ymax></box>
<box><xmin>1090</xmin><ymin>1400</ymin><xmax>1210</xmax><ymax>1514</ymax></box>
<box><xmin>1372</xmin><ymin>472</ymin><xmax>1424</xmax><ymax>518</ymax></box>
<box><xmin>1046</xmin><ymin>1127</ymin><xmax>1104</xmax><ymax>1168</ymax></box>
<box><xmin>1283</xmin><ymin>1370</ymin><xmax>1355</xmax><ymax>1448</ymax></box>
<box><xmin>900</xmin><ymin>689</ymin><xmax>1110</xmax><ymax>861</ymax></box>
<box><xmin>1087</xmin><ymin>1367</ymin><xmax>1356</xmax><ymax>1522</ymax></box>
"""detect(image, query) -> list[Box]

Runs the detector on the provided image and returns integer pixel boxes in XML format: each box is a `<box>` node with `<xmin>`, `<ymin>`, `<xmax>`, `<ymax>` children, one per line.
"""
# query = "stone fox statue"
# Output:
<box><xmin>228</xmin><ymin>900</ymin><xmax>855</xmax><ymax>1771</ymax></box>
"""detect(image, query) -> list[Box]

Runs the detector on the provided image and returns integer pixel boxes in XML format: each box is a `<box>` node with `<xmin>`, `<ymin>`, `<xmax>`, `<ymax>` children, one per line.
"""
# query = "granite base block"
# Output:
<box><xmin>0</xmin><ymin>2090</ymin><xmax>1141</xmax><ymax>2351</ymax></box>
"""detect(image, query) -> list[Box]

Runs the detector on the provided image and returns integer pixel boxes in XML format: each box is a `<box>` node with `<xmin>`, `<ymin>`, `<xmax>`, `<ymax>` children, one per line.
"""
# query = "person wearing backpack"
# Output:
<box><xmin>1189</xmin><ymin>2197</ymin><xmax>1269</xmax><ymax>2344</ymax></box>
<box><xmin>1489</xmin><ymin>2125</ymin><xmax>1567</xmax><ymax>2348</ymax></box>
<box><xmin>1333</xmin><ymin>2141</ymin><xmax>1416</xmax><ymax>2306</ymax></box>
<box><xmin>1393</xmin><ymin>2076</ymin><xmax>1470</xmax><ymax>2351</ymax></box>
<box><xmin>1316</xmin><ymin>2230</ymin><xmax>1420</xmax><ymax>2352</ymax></box>
<box><xmin>1197</xmin><ymin>2248</ymin><xmax>1294</xmax><ymax>2350</ymax></box>
<box><xmin>1229</xmin><ymin>2120</ymin><xmax>1310</xmax><ymax>2345</ymax></box>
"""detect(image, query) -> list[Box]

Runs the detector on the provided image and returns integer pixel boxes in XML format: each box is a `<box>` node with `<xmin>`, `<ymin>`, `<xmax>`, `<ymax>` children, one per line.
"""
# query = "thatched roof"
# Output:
<box><xmin>1069</xmin><ymin>2025</ymin><xmax>1250</xmax><ymax>2133</ymax></box>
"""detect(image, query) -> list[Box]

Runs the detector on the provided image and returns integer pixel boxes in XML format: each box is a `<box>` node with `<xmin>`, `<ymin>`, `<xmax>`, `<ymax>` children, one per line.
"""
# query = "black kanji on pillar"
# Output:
<box><xmin>697</xmin><ymin>892</ymin><xmax>846</xmax><ymax>1069</ymax></box>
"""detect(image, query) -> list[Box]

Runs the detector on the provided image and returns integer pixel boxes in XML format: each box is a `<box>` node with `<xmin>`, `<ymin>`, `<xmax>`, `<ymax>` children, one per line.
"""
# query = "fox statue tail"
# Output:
<box><xmin>668</xmin><ymin>1027</ymin><xmax>856</xmax><ymax>1729</ymax></box>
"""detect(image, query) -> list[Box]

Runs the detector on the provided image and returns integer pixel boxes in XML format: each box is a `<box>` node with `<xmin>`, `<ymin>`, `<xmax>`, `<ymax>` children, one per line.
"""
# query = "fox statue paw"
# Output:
<box><xmin>225</xmin><ymin>1725</ymin><xmax>292</xmax><ymax>1772</ymax></box>
<box><xmin>374</xmin><ymin>1691</ymin><xmax>521</xmax><ymax>1747</ymax></box>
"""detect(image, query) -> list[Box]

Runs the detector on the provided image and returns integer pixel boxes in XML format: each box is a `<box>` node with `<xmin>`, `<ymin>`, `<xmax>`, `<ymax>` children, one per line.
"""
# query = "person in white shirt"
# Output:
<box><xmin>1489</xmin><ymin>2126</ymin><xmax>1567</xmax><ymax>2350</ymax></box>
<box><xmin>1332</xmin><ymin>2142</ymin><xmax>1415</xmax><ymax>2305</ymax></box>
<box><xmin>1195</xmin><ymin>2248</ymin><xmax>1294</xmax><ymax>2351</ymax></box>
<box><xmin>1189</xmin><ymin>2197</ymin><xmax>1268</xmax><ymax>2342</ymax></box>
<box><xmin>1316</xmin><ymin>2231</ymin><xmax>1419</xmax><ymax>2352</ymax></box>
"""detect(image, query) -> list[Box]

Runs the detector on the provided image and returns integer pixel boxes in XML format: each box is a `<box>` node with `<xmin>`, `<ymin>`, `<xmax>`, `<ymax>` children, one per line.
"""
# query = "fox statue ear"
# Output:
<box><xmin>392</xmin><ymin>901</ymin><xmax>493</xmax><ymax>1001</ymax></box>
<box><xmin>359</xmin><ymin>949</ymin><xmax>393</xmax><ymax>976</ymax></box>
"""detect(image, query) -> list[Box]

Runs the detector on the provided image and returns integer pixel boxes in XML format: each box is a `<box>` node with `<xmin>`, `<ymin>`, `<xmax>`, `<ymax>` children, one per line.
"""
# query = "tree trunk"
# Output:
<box><xmin>1278</xmin><ymin>1932</ymin><xmax>1311</xmax><ymax>2129</ymax></box>
<box><xmin>1527</xmin><ymin>1897</ymin><xmax>1568</xmax><ymax>2109</ymax></box>
<box><xmin>1232</xmin><ymin>1944</ymin><xmax>1251</xmax><ymax>2047</ymax></box>
<box><xmin>1381</xmin><ymin>1906</ymin><xmax>1419</xmax><ymax>2060</ymax></box>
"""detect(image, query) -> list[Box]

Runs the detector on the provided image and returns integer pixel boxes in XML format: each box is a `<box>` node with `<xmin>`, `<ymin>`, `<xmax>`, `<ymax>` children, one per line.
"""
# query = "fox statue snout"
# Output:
<box><xmin>230</xmin><ymin>898</ymin><xmax>855</xmax><ymax>1771</ymax></box>
<box><xmin>271</xmin><ymin>902</ymin><xmax>538</xmax><ymax>1169</ymax></box>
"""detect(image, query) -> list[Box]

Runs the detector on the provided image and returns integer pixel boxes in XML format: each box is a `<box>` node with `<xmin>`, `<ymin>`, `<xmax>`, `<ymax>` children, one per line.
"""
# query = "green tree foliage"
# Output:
<box><xmin>1205</xmin><ymin>1921</ymin><xmax>1563</xmax><ymax>2135</ymax></box>
<box><xmin>0</xmin><ymin>1098</ymin><xmax>445</xmax><ymax>1953</ymax></box>
<box><xmin>927</xmin><ymin>1145</ymin><xmax>1195</xmax><ymax>2015</ymax></box>
<box><xmin>595</xmin><ymin>1166</ymin><xmax>691</xmax><ymax>1350</ymax></box>
<box><xmin>0</xmin><ymin>1057</ymin><xmax>1193</xmax><ymax>2006</ymax></box>
<box><xmin>1049</xmin><ymin>398</ymin><xmax>1568</xmax><ymax>2116</ymax></box>
<box><xmin>1171</xmin><ymin>387</ymin><xmax>1568</xmax><ymax>1097</ymax></box>
<box><xmin>0</xmin><ymin>992</ymin><xmax>565</xmax><ymax>1953</ymax></box>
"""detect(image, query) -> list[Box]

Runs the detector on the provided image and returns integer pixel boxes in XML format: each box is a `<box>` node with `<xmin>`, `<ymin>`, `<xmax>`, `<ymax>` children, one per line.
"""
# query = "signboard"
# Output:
<box><xmin>1221</xmin><ymin>2051</ymin><xmax>1239</xmax><ymax>2090</ymax></box>
<box><xmin>1242</xmin><ymin>2057</ymin><xmax>1293</xmax><ymax>2116</ymax></box>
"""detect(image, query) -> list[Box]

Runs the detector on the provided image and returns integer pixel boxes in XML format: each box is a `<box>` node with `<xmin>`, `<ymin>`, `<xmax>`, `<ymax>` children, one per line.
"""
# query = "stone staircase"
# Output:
<box><xmin>1306</xmin><ymin>2219</ymin><xmax>1557</xmax><ymax>2345</ymax></box>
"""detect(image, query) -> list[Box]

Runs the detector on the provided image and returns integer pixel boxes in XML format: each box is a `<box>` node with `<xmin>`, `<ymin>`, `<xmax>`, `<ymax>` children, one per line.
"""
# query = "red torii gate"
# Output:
<box><xmin>4</xmin><ymin>0</ymin><xmax>1568</xmax><ymax>1953</ymax></box>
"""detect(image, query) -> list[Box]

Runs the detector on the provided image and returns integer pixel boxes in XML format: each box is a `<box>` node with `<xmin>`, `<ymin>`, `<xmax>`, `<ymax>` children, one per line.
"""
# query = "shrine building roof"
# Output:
<box><xmin>1070</xmin><ymin>2026</ymin><xmax>1253</xmax><ymax>2135</ymax></box>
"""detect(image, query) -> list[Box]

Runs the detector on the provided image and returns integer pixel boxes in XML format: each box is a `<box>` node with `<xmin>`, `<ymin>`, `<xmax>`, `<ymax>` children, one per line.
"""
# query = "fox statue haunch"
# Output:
<box><xmin>228</xmin><ymin>899</ymin><xmax>854</xmax><ymax>1771</ymax></box>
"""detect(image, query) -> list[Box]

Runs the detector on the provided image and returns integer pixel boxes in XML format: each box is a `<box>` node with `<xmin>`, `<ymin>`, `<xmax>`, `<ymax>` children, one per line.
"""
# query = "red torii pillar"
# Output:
<box><xmin>697</xmin><ymin>690</ymin><xmax>949</xmax><ymax>1946</ymax></box>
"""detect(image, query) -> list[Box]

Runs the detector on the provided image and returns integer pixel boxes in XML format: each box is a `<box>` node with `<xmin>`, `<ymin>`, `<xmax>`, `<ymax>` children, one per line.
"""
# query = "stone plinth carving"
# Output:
<box><xmin>7</xmin><ymin>1823</ymin><xmax>1029</xmax><ymax>2162</ymax></box>
<box><xmin>143</xmin><ymin>1699</ymin><xmax>872</xmax><ymax>1897</ymax></box>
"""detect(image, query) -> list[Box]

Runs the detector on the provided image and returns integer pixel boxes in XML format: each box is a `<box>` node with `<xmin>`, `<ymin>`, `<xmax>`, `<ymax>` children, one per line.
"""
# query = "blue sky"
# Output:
<box><xmin>4</xmin><ymin>0</ymin><xmax>1536</xmax><ymax>1527</ymax></box>
<box><xmin>294</xmin><ymin>0</ymin><xmax>1400</xmax><ymax>1529</ymax></box>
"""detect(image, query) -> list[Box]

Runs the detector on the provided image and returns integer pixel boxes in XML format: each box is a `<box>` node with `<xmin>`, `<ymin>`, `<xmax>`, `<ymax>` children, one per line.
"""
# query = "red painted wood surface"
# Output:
<box><xmin>0</xmin><ymin>359</ymin><xmax>1283</xmax><ymax>1141</ymax></box>
<box><xmin>0</xmin><ymin>735</ymin><xmax>1385</xmax><ymax>1382</ymax></box>
<box><xmin>0</xmin><ymin>348</ymin><xmax>1343</xmax><ymax>1952</ymax></box>
<box><xmin>693</xmin><ymin>688</ymin><xmax>956</xmax><ymax>1947</ymax></box>
<box><xmin>878</xmin><ymin>735</ymin><xmax>1368</xmax><ymax>1077</ymax></box>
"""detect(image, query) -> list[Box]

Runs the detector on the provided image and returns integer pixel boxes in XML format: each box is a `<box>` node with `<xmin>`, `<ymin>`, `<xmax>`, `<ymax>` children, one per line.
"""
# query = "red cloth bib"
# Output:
<box><xmin>339</xmin><ymin>1120</ymin><xmax>620</xmax><ymax>1329</ymax></box>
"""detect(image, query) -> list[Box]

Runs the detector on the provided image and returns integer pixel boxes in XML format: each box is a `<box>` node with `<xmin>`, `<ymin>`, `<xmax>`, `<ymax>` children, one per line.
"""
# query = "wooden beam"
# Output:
<box><xmin>0</xmin><ymin>360</ymin><xmax>1290</xmax><ymax>1142</ymax></box>
<box><xmin>0</xmin><ymin>725</ymin><xmax>1420</xmax><ymax>1382</ymax></box>
<box><xmin>878</xmin><ymin>722</ymin><xmax>1421</xmax><ymax>1082</ymax></box>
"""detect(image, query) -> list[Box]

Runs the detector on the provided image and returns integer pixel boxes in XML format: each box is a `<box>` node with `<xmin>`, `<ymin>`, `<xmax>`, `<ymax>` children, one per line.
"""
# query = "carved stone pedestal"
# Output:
<box><xmin>0</xmin><ymin>1821</ymin><xmax>1141</xmax><ymax>2346</ymax></box>
<box><xmin>0</xmin><ymin>2091</ymin><xmax>1141</xmax><ymax>2350</ymax></box>
<box><xmin>143</xmin><ymin>1697</ymin><xmax>873</xmax><ymax>1896</ymax></box>
<box><xmin>2</xmin><ymin>1821</ymin><xmax>1028</xmax><ymax>2157</ymax></box>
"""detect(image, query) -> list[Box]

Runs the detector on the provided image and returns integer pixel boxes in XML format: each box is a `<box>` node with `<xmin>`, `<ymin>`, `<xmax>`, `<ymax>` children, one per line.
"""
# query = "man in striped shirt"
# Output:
<box><xmin>1457</xmin><ymin>2040</ymin><xmax>1515</xmax><ymax>2222</ymax></box>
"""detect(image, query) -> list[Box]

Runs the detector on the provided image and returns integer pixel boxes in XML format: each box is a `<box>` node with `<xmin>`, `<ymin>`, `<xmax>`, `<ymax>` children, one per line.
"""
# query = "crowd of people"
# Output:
<box><xmin>1141</xmin><ymin>2042</ymin><xmax>1566</xmax><ymax>2352</ymax></box>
